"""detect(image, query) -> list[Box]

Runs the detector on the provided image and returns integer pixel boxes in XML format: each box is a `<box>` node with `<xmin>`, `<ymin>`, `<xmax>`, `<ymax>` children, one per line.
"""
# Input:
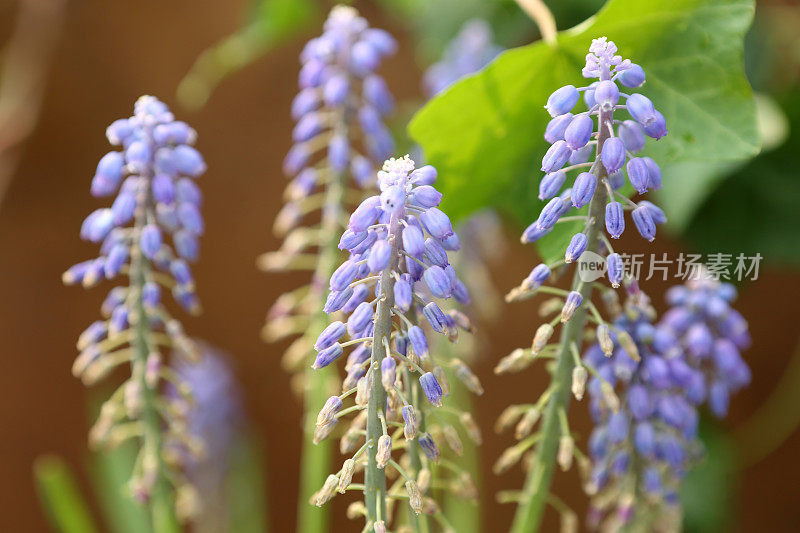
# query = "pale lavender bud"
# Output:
<box><xmin>539</xmin><ymin>171</ymin><xmax>567</xmax><ymax>200</ymax></box>
<box><xmin>420</xmin><ymin>207</ymin><xmax>454</xmax><ymax>239</ymax></box>
<box><xmin>626</xmin><ymin>157</ymin><xmax>650</xmax><ymax>194</ymax></box>
<box><xmin>523</xmin><ymin>263</ymin><xmax>551</xmax><ymax>290</ymax></box>
<box><xmin>546</xmin><ymin>85</ymin><xmax>579</xmax><ymax>117</ymax></box>
<box><xmin>561</xmin><ymin>291</ymin><xmax>584</xmax><ymax>322</ymax></box>
<box><xmin>330</xmin><ymin>260</ymin><xmax>357</xmax><ymax>291</ymax></box>
<box><xmin>572</xmin><ymin>172</ymin><xmax>597</xmax><ymax>209</ymax></box>
<box><xmin>393</xmin><ymin>279</ymin><xmax>412</xmax><ymax>312</ymax></box>
<box><xmin>381</xmin><ymin>356</ymin><xmax>396</xmax><ymax>391</ymax></box>
<box><xmin>642</xmin><ymin>157</ymin><xmax>662</xmax><ymax>189</ymax></box>
<box><xmin>601</xmin><ymin>137</ymin><xmax>626</xmax><ymax>173</ymax></box>
<box><xmin>314</xmin><ymin>321</ymin><xmax>346</xmax><ymax>350</ymax></box>
<box><xmin>367</xmin><ymin>239</ymin><xmax>391</xmax><ymax>272</ymax></box>
<box><xmin>411</xmin><ymin>185</ymin><xmax>442</xmax><ymax>208</ymax></box>
<box><xmin>402</xmin><ymin>225</ymin><xmax>425</xmax><ymax>257</ymax></box>
<box><xmin>642</xmin><ymin>110</ymin><xmax>667</xmax><ymax>140</ymax></box>
<box><xmin>593</xmin><ymin>80</ymin><xmax>619</xmax><ymax>111</ymax></box>
<box><xmin>408</xmin><ymin>326</ymin><xmax>429</xmax><ymax>359</ymax></box>
<box><xmin>607</xmin><ymin>253</ymin><xmax>623</xmax><ymax>287</ymax></box>
<box><xmin>632</xmin><ymin>205</ymin><xmax>656</xmax><ymax>241</ymax></box>
<box><xmin>418</xmin><ymin>432</ymin><xmax>440</xmax><ymax>463</ymax></box>
<box><xmin>521</xmin><ymin>221</ymin><xmax>552</xmax><ymax>243</ymax></box>
<box><xmin>402</xmin><ymin>405</ymin><xmax>418</xmax><ymax>440</ymax></box>
<box><xmin>544</xmin><ymin>113</ymin><xmax>573</xmax><ymax>143</ymax></box>
<box><xmin>422</xmin><ymin>302</ymin><xmax>447</xmax><ymax>333</ymax></box>
<box><xmin>605</xmin><ymin>201</ymin><xmax>625</xmax><ymax>239</ymax></box>
<box><xmin>618</xmin><ymin>120</ymin><xmax>645</xmax><ymax>153</ymax></box>
<box><xmin>409</xmin><ymin>165</ymin><xmax>437</xmax><ymax>185</ymax></box>
<box><xmin>313</xmin><ymin>343</ymin><xmax>343</xmax><ymax>369</ymax></box>
<box><xmin>618</xmin><ymin>63</ymin><xmax>645</xmax><ymax>87</ymax></box>
<box><xmin>564</xmin><ymin>114</ymin><xmax>594</xmax><ymax>150</ymax></box>
<box><xmin>541</xmin><ymin>140</ymin><xmax>572</xmax><ymax>173</ymax></box>
<box><xmin>140</xmin><ymin>224</ymin><xmax>162</xmax><ymax>259</ymax></box>
<box><xmin>423</xmin><ymin>265</ymin><xmax>452</xmax><ymax>299</ymax></box>
<box><xmin>317</xmin><ymin>395</ymin><xmax>343</xmax><ymax>425</ymax></box>
<box><xmin>626</xmin><ymin>93</ymin><xmax>657</xmax><ymax>126</ymax></box>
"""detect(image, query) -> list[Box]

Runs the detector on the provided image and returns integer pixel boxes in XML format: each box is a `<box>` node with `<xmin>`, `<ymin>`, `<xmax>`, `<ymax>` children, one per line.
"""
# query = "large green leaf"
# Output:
<box><xmin>409</xmin><ymin>0</ymin><xmax>759</xmax><ymax>263</ymax></box>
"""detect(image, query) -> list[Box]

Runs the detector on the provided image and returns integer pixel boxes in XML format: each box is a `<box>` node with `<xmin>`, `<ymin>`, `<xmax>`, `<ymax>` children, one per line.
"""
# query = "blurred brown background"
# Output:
<box><xmin>1</xmin><ymin>0</ymin><xmax>799</xmax><ymax>531</ymax></box>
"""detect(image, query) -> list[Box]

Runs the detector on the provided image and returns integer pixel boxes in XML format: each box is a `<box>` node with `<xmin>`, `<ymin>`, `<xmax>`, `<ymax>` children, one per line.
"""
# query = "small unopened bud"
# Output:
<box><xmin>449</xmin><ymin>310</ymin><xmax>475</xmax><ymax>333</ymax></box>
<box><xmin>558</xmin><ymin>435</ymin><xmax>574</xmax><ymax>471</ymax></box>
<box><xmin>597</xmin><ymin>324</ymin><xmax>614</xmax><ymax>356</ymax></box>
<box><xmin>355</xmin><ymin>376</ymin><xmax>370</xmax><ymax>406</ymax></box>
<box><xmin>340</xmin><ymin>428</ymin><xmax>360</xmax><ymax>454</ymax></box>
<box><xmin>531</xmin><ymin>324</ymin><xmax>554</xmax><ymax>355</ymax></box>
<box><xmin>494</xmin><ymin>348</ymin><xmax>531</xmax><ymax>374</ymax></box>
<box><xmin>406</xmin><ymin>480</ymin><xmax>423</xmax><ymax>514</ymax></box>
<box><xmin>601</xmin><ymin>381</ymin><xmax>620</xmax><ymax>412</ymax></box>
<box><xmin>460</xmin><ymin>412</ymin><xmax>482</xmax><ymax>444</ymax></box>
<box><xmin>443</xmin><ymin>426</ymin><xmax>463</xmax><ymax>456</ymax></box>
<box><xmin>617</xmin><ymin>331</ymin><xmax>640</xmax><ymax>361</ymax></box>
<box><xmin>433</xmin><ymin>366</ymin><xmax>450</xmax><ymax>396</ymax></box>
<box><xmin>571</xmin><ymin>366</ymin><xmax>588</xmax><ymax>400</ymax></box>
<box><xmin>313</xmin><ymin>474</ymin><xmax>339</xmax><ymax>506</ymax></box>
<box><xmin>453</xmin><ymin>359</ymin><xmax>483</xmax><ymax>395</ymax></box>
<box><xmin>494</xmin><ymin>446</ymin><xmax>523</xmax><ymax>474</ymax></box>
<box><xmin>455</xmin><ymin>473</ymin><xmax>478</xmax><ymax>500</ymax></box>
<box><xmin>175</xmin><ymin>484</ymin><xmax>201</xmax><ymax>522</ymax></box>
<box><xmin>124</xmin><ymin>380</ymin><xmax>143</xmax><ymax>418</ymax></box>
<box><xmin>495</xmin><ymin>405</ymin><xmax>524</xmax><ymax>433</ymax></box>
<box><xmin>338</xmin><ymin>459</ymin><xmax>355</xmax><ymax>493</ymax></box>
<box><xmin>402</xmin><ymin>405</ymin><xmax>418</xmax><ymax>441</ymax></box>
<box><xmin>376</xmin><ymin>435</ymin><xmax>392</xmax><ymax>469</ymax></box>
<box><xmin>539</xmin><ymin>297</ymin><xmax>563</xmax><ymax>317</ymax></box>
<box><xmin>560</xmin><ymin>291</ymin><xmax>583</xmax><ymax>323</ymax></box>
<box><xmin>380</xmin><ymin>356</ymin><xmax>396</xmax><ymax>392</ymax></box>
<box><xmin>314</xmin><ymin>420</ymin><xmax>337</xmax><ymax>444</ymax></box>
<box><xmin>346</xmin><ymin>501</ymin><xmax>366</xmax><ymax>519</ymax></box>
<box><xmin>602</xmin><ymin>289</ymin><xmax>621</xmax><ymax>316</ymax></box>
<box><xmin>317</xmin><ymin>396</ymin><xmax>343</xmax><ymax>426</ymax></box>
<box><xmin>417</xmin><ymin>469</ymin><xmax>431</xmax><ymax>494</ymax></box>
<box><xmin>561</xmin><ymin>510</ymin><xmax>578</xmax><ymax>533</ymax></box>
<box><xmin>515</xmin><ymin>407</ymin><xmax>541</xmax><ymax>439</ymax></box>
<box><xmin>144</xmin><ymin>352</ymin><xmax>162</xmax><ymax>388</ymax></box>
<box><xmin>374</xmin><ymin>520</ymin><xmax>387</xmax><ymax>533</ymax></box>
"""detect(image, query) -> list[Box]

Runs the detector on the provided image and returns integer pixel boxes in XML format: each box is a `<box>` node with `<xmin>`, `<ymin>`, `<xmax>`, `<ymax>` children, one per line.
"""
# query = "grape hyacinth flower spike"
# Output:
<box><xmin>64</xmin><ymin>96</ymin><xmax>207</xmax><ymax>527</ymax></box>
<box><xmin>584</xmin><ymin>288</ymin><xmax>703</xmax><ymax>530</ymax></box>
<box><xmin>499</xmin><ymin>38</ymin><xmax>669</xmax><ymax>533</ymax></box>
<box><xmin>658</xmin><ymin>268</ymin><xmax>751</xmax><ymax>417</ymax></box>
<box><xmin>310</xmin><ymin>156</ymin><xmax>481</xmax><ymax>532</ymax></box>
<box><xmin>257</xmin><ymin>6</ymin><xmax>396</xmax><ymax>531</ymax></box>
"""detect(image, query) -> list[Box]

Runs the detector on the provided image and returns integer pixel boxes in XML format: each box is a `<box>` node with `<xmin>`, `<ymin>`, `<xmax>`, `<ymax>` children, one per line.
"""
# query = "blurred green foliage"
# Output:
<box><xmin>34</xmin><ymin>456</ymin><xmax>99</xmax><ymax>533</ymax></box>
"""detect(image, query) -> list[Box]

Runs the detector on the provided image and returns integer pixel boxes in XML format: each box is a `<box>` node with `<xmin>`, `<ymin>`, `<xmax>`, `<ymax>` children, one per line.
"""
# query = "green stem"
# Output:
<box><xmin>131</xmin><ymin>221</ymin><xmax>178</xmax><ymax>533</ymax></box>
<box><xmin>510</xmin><ymin>90</ymin><xmax>612</xmax><ymax>533</ymax></box>
<box><xmin>365</xmin><ymin>215</ymin><xmax>402</xmax><ymax>529</ymax></box>
<box><xmin>297</xmin><ymin>172</ymin><xmax>344</xmax><ymax>533</ymax></box>
<box><xmin>404</xmin><ymin>367</ymin><xmax>430</xmax><ymax>533</ymax></box>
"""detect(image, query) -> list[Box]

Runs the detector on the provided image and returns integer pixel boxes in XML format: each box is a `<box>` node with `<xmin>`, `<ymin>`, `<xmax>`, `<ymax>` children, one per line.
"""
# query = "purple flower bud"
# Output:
<box><xmin>539</xmin><ymin>171</ymin><xmax>567</xmax><ymax>200</ymax></box>
<box><xmin>418</xmin><ymin>432</ymin><xmax>440</xmax><ymax>463</ymax></box>
<box><xmin>601</xmin><ymin>137</ymin><xmax>626</xmax><ymax>173</ymax></box>
<box><xmin>523</xmin><ymin>263</ymin><xmax>550</xmax><ymax>290</ymax></box>
<box><xmin>521</xmin><ymin>221</ymin><xmax>552</xmax><ymax>243</ymax></box>
<box><xmin>423</xmin><ymin>265</ymin><xmax>452</xmax><ymax>299</ymax></box>
<box><xmin>152</xmin><ymin>174</ymin><xmax>175</xmax><ymax>205</ymax></box>
<box><xmin>618</xmin><ymin>64</ymin><xmax>646</xmax><ymax>87</ymax></box>
<box><xmin>642</xmin><ymin>111</ymin><xmax>667</xmax><ymax>140</ymax></box>
<box><xmin>541</xmin><ymin>140</ymin><xmax>572</xmax><ymax>173</ymax></box>
<box><xmin>626</xmin><ymin>157</ymin><xmax>650</xmax><ymax>194</ymax></box>
<box><xmin>350</xmin><ymin>155</ymin><xmax>374</xmax><ymax>188</ymax></box>
<box><xmin>605</xmin><ymin>201</ymin><xmax>625</xmax><ymax>239</ymax></box>
<box><xmin>91</xmin><ymin>152</ymin><xmax>125</xmax><ymax>197</ymax></box>
<box><xmin>409</xmin><ymin>165</ymin><xmax>437</xmax><ymax>185</ymax></box>
<box><xmin>314</xmin><ymin>321</ymin><xmax>346</xmax><ymax>350</ymax></box>
<box><xmin>628</xmin><ymin>385</ymin><xmax>653</xmax><ymax>420</ymax></box>
<box><xmin>570</xmin><ymin>143</ymin><xmax>594</xmax><ymax>165</ymax></box>
<box><xmin>352</xmin><ymin>42</ymin><xmax>380</xmax><ymax>75</ymax></box>
<box><xmin>452</xmin><ymin>279</ymin><xmax>470</xmax><ymax>305</ymax></box>
<box><xmin>565</xmin><ymin>233</ymin><xmax>588</xmax><ymax>263</ymax></box>
<box><xmin>708</xmin><ymin>381</ymin><xmax>730</xmax><ymax>417</ymax></box>
<box><xmin>401</xmin><ymin>405</ymin><xmax>417</xmax><ymax>440</ymax></box>
<box><xmin>536</xmin><ymin>197</ymin><xmax>567</xmax><ymax>230</ymax></box>
<box><xmin>177</xmin><ymin>203</ymin><xmax>204</xmax><ymax>235</ymax></box>
<box><xmin>363</xmin><ymin>28</ymin><xmax>397</xmax><ymax>55</ymax></box>
<box><xmin>420</xmin><ymin>208</ymin><xmax>454</xmax><ymax>240</ymax></box>
<box><xmin>339</xmin><ymin>229</ymin><xmax>368</xmax><ymax>251</ymax></box>
<box><xmin>422</xmin><ymin>302</ymin><xmax>447</xmax><ymax>333</ymax></box>
<box><xmin>561</xmin><ymin>291</ymin><xmax>584</xmax><ymax>322</ymax></box>
<box><xmin>172</xmin><ymin>145</ymin><xmax>206</xmax><ymax>177</ymax></box>
<box><xmin>419</xmin><ymin>372</ymin><xmax>444</xmax><ymax>407</ymax></box>
<box><xmin>607</xmin><ymin>412</ymin><xmax>629</xmax><ymax>443</ymax></box>
<box><xmin>313</xmin><ymin>342</ymin><xmax>343</xmax><ymax>369</ymax></box>
<box><xmin>584</xmin><ymin>81</ymin><xmax>598</xmax><ymax>108</ymax></box>
<box><xmin>125</xmin><ymin>141</ymin><xmax>152</xmax><ymax>173</ymax></box>
<box><xmin>618</xmin><ymin>120</ymin><xmax>645</xmax><ymax>153</ymax></box>
<box><xmin>292</xmin><ymin>113</ymin><xmax>323</xmax><ymax>143</ymax></box>
<box><xmin>348</xmin><ymin>302</ymin><xmax>374</xmax><ymax>336</ymax></box>
<box><xmin>142</xmin><ymin>281</ymin><xmax>160</xmax><ymax>308</ymax></box>
<box><xmin>394</xmin><ymin>279</ymin><xmax>412</xmax><ymax>312</ymax></box>
<box><xmin>424</xmin><ymin>238</ymin><xmax>448</xmax><ymax>267</ymax></box>
<box><xmin>633</xmin><ymin>423</ymin><xmax>655</xmax><ymax>456</ymax></box>
<box><xmin>176</xmin><ymin>178</ymin><xmax>202</xmax><ymax>206</ymax></box>
<box><xmin>632</xmin><ymin>205</ymin><xmax>656</xmax><ymax>241</ymax></box>
<box><xmin>170</xmin><ymin>259</ymin><xmax>193</xmax><ymax>286</ymax></box>
<box><xmin>291</xmin><ymin>88</ymin><xmax>320</xmax><ymax>119</ymax></box>
<box><xmin>608</xmin><ymin>170</ymin><xmax>625</xmax><ymax>189</ymax></box>
<box><xmin>299</xmin><ymin>59</ymin><xmax>325</xmax><ymax>88</ymax></box>
<box><xmin>283</xmin><ymin>145</ymin><xmax>308</xmax><ymax>176</ymax></box>
<box><xmin>607</xmin><ymin>253</ymin><xmax>623</xmax><ymax>287</ymax></box>
<box><xmin>363</xmin><ymin>75</ymin><xmax>394</xmax><ymax>114</ymax></box>
<box><xmin>545</xmin><ymin>85</ymin><xmax>579</xmax><ymax>116</ymax></box>
<box><xmin>544</xmin><ymin>113</ymin><xmax>573</xmax><ymax>144</ymax></box>
<box><xmin>106</xmin><ymin>119</ymin><xmax>133</xmax><ymax>145</ymax></box>
<box><xmin>111</xmin><ymin>193</ymin><xmax>136</xmax><ymax>226</ymax></box>
<box><xmin>593</xmin><ymin>80</ymin><xmax>619</xmax><ymax>111</ymax></box>
<box><xmin>367</xmin><ymin>239</ymin><xmax>391</xmax><ymax>271</ymax></box>
<box><xmin>323</xmin><ymin>74</ymin><xmax>350</xmax><ymax>106</ymax></box>
<box><xmin>328</xmin><ymin>135</ymin><xmax>349</xmax><ymax>172</ymax></box>
<box><xmin>323</xmin><ymin>287</ymin><xmax>353</xmax><ymax>314</ymax></box>
<box><xmin>140</xmin><ymin>224</ymin><xmax>162</xmax><ymax>259</ymax></box>
<box><xmin>408</xmin><ymin>326</ymin><xmax>429</xmax><ymax>359</ymax></box>
<box><xmin>643</xmin><ymin>468</ymin><xmax>662</xmax><ymax>494</ymax></box>
<box><xmin>349</xmin><ymin>196</ymin><xmax>381</xmax><ymax>231</ymax></box>
<box><xmin>686</xmin><ymin>323</ymin><xmax>713</xmax><ymax>357</ymax></box>
<box><xmin>572</xmin><ymin>172</ymin><xmax>597</xmax><ymax>209</ymax></box>
<box><xmin>411</xmin><ymin>185</ymin><xmax>442</xmax><ymax>208</ymax></box>
<box><xmin>402</xmin><ymin>225</ymin><xmax>425</xmax><ymax>257</ymax></box>
<box><xmin>626</xmin><ymin>93</ymin><xmax>657</xmax><ymax>126</ymax></box>
<box><xmin>104</xmin><ymin>244</ymin><xmax>129</xmax><ymax>278</ymax></box>
<box><xmin>566</xmin><ymin>117</ymin><xmax>596</xmax><ymax>153</ymax></box>
<box><xmin>330</xmin><ymin>260</ymin><xmax>357</xmax><ymax>291</ymax></box>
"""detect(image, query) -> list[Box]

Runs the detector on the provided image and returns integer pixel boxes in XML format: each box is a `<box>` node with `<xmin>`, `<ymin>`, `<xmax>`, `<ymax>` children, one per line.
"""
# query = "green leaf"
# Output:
<box><xmin>226</xmin><ymin>432</ymin><xmax>269</xmax><ymax>533</ymax></box>
<box><xmin>34</xmin><ymin>455</ymin><xmax>99</xmax><ymax>533</ymax></box>
<box><xmin>409</xmin><ymin>0</ymin><xmax>759</xmax><ymax>263</ymax></box>
<box><xmin>89</xmin><ymin>443</ymin><xmax>151</xmax><ymax>533</ymax></box>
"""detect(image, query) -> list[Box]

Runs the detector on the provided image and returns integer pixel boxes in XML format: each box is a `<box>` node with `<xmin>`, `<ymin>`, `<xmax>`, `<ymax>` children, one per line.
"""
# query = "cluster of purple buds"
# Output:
<box><xmin>523</xmin><ymin>37</ymin><xmax>667</xmax><ymax>285</ymax></box>
<box><xmin>657</xmin><ymin>270</ymin><xmax>751</xmax><ymax>417</ymax></box>
<box><xmin>261</xmin><ymin>5</ymin><xmax>397</xmax><ymax>375</ymax></box>
<box><xmin>584</xmin><ymin>290</ymin><xmax>702</xmax><ymax>530</ymax></box>
<box><xmin>422</xmin><ymin>19</ymin><xmax>503</xmax><ymax>97</ymax></box>
<box><xmin>64</xmin><ymin>95</ymin><xmax>206</xmax><ymax>511</ymax></box>
<box><xmin>283</xmin><ymin>5</ymin><xmax>396</xmax><ymax>194</ymax></box>
<box><xmin>309</xmin><ymin>156</ymin><xmax>481</xmax><ymax>527</ymax></box>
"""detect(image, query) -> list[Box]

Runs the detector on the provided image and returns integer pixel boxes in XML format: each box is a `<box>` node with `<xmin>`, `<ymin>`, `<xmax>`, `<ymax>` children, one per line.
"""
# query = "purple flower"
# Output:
<box><xmin>419</xmin><ymin>372</ymin><xmax>444</xmax><ymax>407</ymax></box>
